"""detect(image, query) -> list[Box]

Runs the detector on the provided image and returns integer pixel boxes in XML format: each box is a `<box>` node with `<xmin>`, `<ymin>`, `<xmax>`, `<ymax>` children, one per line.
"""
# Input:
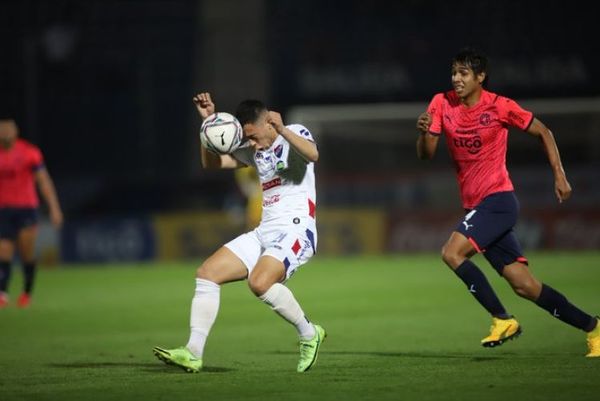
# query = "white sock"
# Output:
<box><xmin>185</xmin><ymin>278</ymin><xmax>220</xmax><ymax>358</ymax></box>
<box><xmin>259</xmin><ymin>283</ymin><xmax>315</xmax><ymax>340</ymax></box>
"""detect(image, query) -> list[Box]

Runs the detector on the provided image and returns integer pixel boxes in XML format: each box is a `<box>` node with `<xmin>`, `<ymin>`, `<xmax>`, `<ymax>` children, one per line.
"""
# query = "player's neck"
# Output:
<box><xmin>460</xmin><ymin>88</ymin><xmax>483</xmax><ymax>108</ymax></box>
<box><xmin>266</xmin><ymin>131</ymin><xmax>278</xmax><ymax>148</ymax></box>
<box><xmin>0</xmin><ymin>140</ymin><xmax>15</xmax><ymax>149</ymax></box>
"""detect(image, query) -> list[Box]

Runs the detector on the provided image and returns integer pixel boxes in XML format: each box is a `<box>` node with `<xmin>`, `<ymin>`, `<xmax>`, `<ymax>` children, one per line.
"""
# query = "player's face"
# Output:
<box><xmin>242</xmin><ymin>111</ymin><xmax>277</xmax><ymax>151</ymax></box>
<box><xmin>0</xmin><ymin>120</ymin><xmax>18</xmax><ymax>148</ymax></box>
<box><xmin>451</xmin><ymin>62</ymin><xmax>484</xmax><ymax>100</ymax></box>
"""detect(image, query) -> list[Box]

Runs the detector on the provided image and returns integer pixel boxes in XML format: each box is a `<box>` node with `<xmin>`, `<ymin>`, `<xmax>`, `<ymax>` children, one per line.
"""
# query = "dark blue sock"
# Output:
<box><xmin>535</xmin><ymin>284</ymin><xmax>596</xmax><ymax>332</ymax></box>
<box><xmin>23</xmin><ymin>262</ymin><xmax>36</xmax><ymax>294</ymax></box>
<box><xmin>0</xmin><ymin>260</ymin><xmax>11</xmax><ymax>292</ymax></box>
<box><xmin>454</xmin><ymin>259</ymin><xmax>509</xmax><ymax>318</ymax></box>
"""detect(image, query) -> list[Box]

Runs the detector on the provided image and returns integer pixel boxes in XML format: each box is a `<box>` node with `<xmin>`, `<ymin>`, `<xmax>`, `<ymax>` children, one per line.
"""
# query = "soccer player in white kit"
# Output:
<box><xmin>153</xmin><ymin>93</ymin><xmax>326</xmax><ymax>373</ymax></box>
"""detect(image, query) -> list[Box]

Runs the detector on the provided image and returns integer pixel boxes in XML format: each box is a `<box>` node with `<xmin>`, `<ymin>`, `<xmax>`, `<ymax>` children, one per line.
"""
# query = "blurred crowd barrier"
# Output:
<box><xmin>34</xmin><ymin>207</ymin><xmax>600</xmax><ymax>265</ymax></box>
<box><xmin>35</xmin><ymin>98</ymin><xmax>600</xmax><ymax>265</ymax></box>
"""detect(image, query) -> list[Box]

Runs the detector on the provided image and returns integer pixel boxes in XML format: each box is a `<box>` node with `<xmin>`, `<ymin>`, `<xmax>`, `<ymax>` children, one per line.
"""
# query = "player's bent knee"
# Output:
<box><xmin>511</xmin><ymin>279</ymin><xmax>540</xmax><ymax>300</ymax></box>
<box><xmin>196</xmin><ymin>261</ymin><xmax>220</xmax><ymax>281</ymax></box>
<box><xmin>247</xmin><ymin>274</ymin><xmax>275</xmax><ymax>297</ymax></box>
<box><xmin>441</xmin><ymin>246</ymin><xmax>461</xmax><ymax>269</ymax></box>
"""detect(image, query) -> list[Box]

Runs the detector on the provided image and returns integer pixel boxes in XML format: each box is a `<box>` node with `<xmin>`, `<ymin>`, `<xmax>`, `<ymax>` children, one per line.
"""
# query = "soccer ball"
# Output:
<box><xmin>200</xmin><ymin>112</ymin><xmax>243</xmax><ymax>154</ymax></box>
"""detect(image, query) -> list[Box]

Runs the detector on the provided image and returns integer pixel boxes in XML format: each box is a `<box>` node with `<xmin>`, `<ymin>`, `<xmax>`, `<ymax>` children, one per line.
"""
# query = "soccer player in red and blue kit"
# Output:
<box><xmin>0</xmin><ymin>117</ymin><xmax>63</xmax><ymax>308</ymax></box>
<box><xmin>416</xmin><ymin>48</ymin><xmax>599</xmax><ymax>357</ymax></box>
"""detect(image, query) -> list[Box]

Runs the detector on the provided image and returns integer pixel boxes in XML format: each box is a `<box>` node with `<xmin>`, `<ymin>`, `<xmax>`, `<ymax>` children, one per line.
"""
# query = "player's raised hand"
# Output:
<box><xmin>554</xmin><ymin>174</ymin><xmax>572</xmax><ymax>203</ymax></box>
<box><xmin>416</xmin><ymin>112</ymin><xmax>432</xmax><ymax>134</ymax></box>
<box><xmin>193</xmin><ymin>92</ymin><xmax>215</xmax><ymax>120</ymax></box>
<box><xmin>267</xmin><ymin>111</ymin><xmax>285</xmax><ymax>134</ymax></box>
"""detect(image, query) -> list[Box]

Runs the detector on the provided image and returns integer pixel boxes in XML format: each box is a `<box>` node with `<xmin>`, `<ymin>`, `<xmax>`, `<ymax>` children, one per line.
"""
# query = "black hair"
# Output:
<box><xmin>453</xmin><ymin>47</ymin><xmax>489</xmax><ymax>86</ymax></box>
<box><xmin>235</xmin><ymin>99</ymin><xmax>267</xmax><ymax>126</ymax></box>
<box><xmin>0</xmin><ymin>107</ymin><xmax>17</xmax><ymax>122</ymax></box>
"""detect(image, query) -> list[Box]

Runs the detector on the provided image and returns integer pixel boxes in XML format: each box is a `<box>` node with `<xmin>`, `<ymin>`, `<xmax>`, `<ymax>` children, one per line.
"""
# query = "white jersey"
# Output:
<box><xmin>232</xmin><ymin>124</ymin><xmax>316</xmax><ymax>226</ymax></box>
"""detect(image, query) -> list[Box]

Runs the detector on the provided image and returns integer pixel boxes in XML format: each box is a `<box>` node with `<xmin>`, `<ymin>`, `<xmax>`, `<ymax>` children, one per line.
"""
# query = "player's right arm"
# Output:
<box><xmin>416</xmin><ymin>112</ymin><xmax>440</xmax><ymax>160</ymax></box>
<box><xmin>416</xmin><ymin>94</ymin><xmax>443</xmax><ymax>160</ymax></box>
<box><xmin>193</xmin><ymin>92</ymin><xmax>244</xmax><ymax>169</ymax></box>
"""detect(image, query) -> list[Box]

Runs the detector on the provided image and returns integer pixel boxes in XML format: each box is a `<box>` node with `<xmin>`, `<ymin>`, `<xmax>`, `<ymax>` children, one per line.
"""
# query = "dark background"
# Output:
<box><xmin>1</xmin><ymin>0</ymin><xmax>599</xmax><ymax>218</ymax></box>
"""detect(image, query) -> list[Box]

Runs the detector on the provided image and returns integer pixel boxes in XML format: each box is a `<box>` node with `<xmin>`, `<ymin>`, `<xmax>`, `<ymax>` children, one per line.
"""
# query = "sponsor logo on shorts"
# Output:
<box><xmin>291</xmin><ymin>239</ymin><xmax>301</xmax><ymax>255</ymax></box>
<box><xmin>296</xmin><ymin>239</ymin><xmax>312</xmax><ymax>260</ymax></box>
<box><xmin>273</xmin><ymin>233</ymin><xmax>287</xmax><ymax>243</ymax></box>
<box><xmin>462</xmin><ymin>210</ymin><xmax>477</xmax><ymax>231</ymax></box>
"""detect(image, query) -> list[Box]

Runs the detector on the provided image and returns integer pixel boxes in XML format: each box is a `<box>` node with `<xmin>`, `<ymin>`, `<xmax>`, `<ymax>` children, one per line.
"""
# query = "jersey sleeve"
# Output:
<box><xmin>286</xmin><ymin>124</ymin><xmax>315</xmax><ymax>142</ymax></box>
<box><xmin>426</xmin><ymin>94</ymin><xmax>444</xmax><ymax>135</ymax></box>
<box><xmin>28</xmin><ymin>145</ymin><xmax>44</xmax><ymax>172</ymax></box>
<box><xmin>497</xmin><ymin>96</ymin><xmax>534</xmax><ymax>131</ymax></box>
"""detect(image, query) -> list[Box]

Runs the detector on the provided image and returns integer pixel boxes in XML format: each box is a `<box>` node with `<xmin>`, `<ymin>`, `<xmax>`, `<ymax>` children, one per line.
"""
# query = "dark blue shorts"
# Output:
<box><xmin>455</xmin><ymin>191</ymin><xmax>528</xmax><ymax>275</ymax></box>
<box><xmin>0</xmin><ymin>208</ymin><xmax>39</xmax><ymax>240</ymax></box>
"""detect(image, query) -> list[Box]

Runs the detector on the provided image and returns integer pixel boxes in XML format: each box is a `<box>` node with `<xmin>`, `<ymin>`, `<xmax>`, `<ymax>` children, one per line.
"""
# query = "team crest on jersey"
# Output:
<box><xmin>479</xmin><ymin>113</ymin><xmax>491</xmax><ymax>126</ymax></box>
<box><xmin>274</xmin><ymin>144</ymin><xmax>283</xmax><ymax>158</ymax></box>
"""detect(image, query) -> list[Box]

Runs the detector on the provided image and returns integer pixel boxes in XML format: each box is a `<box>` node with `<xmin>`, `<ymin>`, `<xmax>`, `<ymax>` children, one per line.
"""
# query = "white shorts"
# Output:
<box><xmin>224</xmin><ymin>223</ymin><xmax>317</xmax><ymax>281</ymax></box>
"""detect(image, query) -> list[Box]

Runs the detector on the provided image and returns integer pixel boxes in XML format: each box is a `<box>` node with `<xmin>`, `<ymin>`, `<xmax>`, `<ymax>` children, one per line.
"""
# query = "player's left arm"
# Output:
<box><xmin>35</xmin><ymin>167</ymin><xmax>64</xmax><ymax>227</ymax></box>
<box><xmin>526</xmin><ymin>118</ymin><xmax>572</xmax><ymax>203</ymax></box>
<box><xmin>267</xmin><ymin>111</ymin><xmax>319</xmax><ymax>163</ymax></box>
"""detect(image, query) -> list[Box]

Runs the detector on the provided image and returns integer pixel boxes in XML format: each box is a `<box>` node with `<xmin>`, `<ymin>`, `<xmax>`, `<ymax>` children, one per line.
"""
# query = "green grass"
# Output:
<box><xmin>1</xmin><ymin>252</ymin><xmax>599</xmax><ymax>401</ymax></box>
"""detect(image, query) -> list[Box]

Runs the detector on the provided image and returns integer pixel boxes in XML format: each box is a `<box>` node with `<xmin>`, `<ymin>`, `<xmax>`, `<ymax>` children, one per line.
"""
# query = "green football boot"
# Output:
<box><xmin>153</xmin><ymin>346</ymin><xmax>203</xmax><ymax>373</ymax></box>
<box><xmin>297</xmin><ymin>324</ymin><xmax>326</xmax><ymax>373</ymax></box>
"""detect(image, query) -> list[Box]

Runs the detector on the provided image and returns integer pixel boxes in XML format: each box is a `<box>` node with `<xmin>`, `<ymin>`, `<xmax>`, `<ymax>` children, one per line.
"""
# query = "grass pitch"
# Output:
<box><xmin>1</xmin><ymin>252</ymin><xmax>599</xmax><ymax>401</ymax></box>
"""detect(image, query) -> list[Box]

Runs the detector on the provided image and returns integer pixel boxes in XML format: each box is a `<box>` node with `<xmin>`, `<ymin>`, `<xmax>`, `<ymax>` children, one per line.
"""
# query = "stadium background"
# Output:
<box><xmin>1</xmin><ymin>0</ymin><xmax>599</xmax><ymax>264</ymax></box>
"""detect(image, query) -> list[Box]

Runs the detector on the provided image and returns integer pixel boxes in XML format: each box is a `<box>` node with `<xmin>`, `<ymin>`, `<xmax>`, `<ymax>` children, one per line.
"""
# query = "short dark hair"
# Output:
<box><xmin>453</xmin><ymin>47</ymin><xmax>489</xmax><ymax>86</ymax></box>
<box><xmin>235</xmin><ymin>99</ymin><xmax>267</xmax><ymax>126</ymax></box>
<box><xmin>0</xmin><ymin>108</ymin><xmax>16</xmax><ymax>122</ymax></box>
<box><xmin>0</xmin><ymin>117</ymin><xmax>17</xmax><ymax>125</ymax></box>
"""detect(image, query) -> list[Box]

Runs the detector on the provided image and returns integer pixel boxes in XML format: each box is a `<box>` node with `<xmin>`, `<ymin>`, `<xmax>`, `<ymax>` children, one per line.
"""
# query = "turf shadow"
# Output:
<box><xmin>270</xmin><ymin>350</ymin><xmax>503</xmax><ymax>361</ymax></box>
<box><xmin>49</xmin><ymin>362</ymin><xmax>158</xmax><ymax>368</ymax></box>
<box><xmin>48</xmin><ymin>362</ymin><xmax>234</xmax><ymax>373</ymax></box>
